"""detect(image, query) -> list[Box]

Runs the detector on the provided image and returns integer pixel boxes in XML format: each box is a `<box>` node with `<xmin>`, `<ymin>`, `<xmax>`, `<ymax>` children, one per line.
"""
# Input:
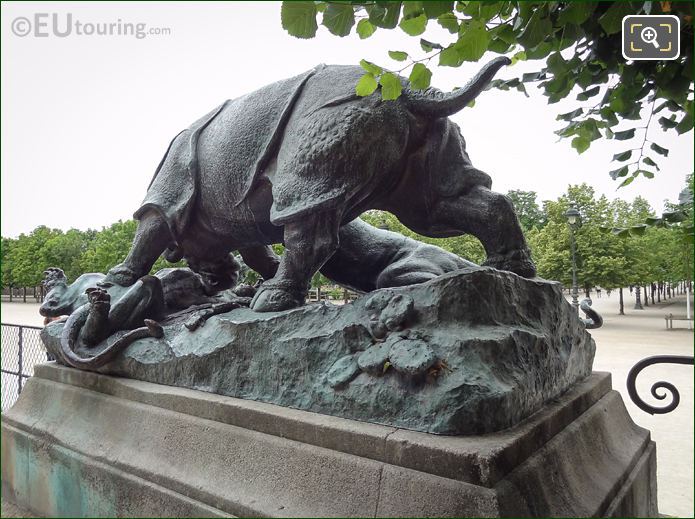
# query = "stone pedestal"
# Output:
<box><xmin>2</xmin><ymin>363</ymin><xmax>657</xmax><ymax>517</ymax></box>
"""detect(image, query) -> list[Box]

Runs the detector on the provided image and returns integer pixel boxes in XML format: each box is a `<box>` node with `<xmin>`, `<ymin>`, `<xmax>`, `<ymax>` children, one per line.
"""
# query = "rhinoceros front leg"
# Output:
<box><xmin>434</xmin><ymin>185</ymin><xmax>536</xmax><ymax>277</ymax></box>
<box><xmin>251</xmin><ymin>212</ymin><xmax>340</xmax><ymax>312</ymax></box>
<box><xmin>104</xmin><ymin>210</ymin><xmax>172</xmax><ymax>286</ymax></box>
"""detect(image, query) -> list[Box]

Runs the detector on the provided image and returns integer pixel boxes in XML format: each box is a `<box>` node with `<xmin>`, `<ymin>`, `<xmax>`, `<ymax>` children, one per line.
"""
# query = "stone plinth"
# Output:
<box><xmin>41</xmin><ymin>267</ymin><xmax>596</xmax><ymax>435</ymax></box>
<box><xmin>2</xmin><ymin>363</ymin><xmax>657</xmax><ymax>517</ymax></box>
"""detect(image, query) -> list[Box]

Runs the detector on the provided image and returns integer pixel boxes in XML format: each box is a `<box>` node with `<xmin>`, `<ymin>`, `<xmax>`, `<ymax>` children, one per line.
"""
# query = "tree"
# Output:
<box><xmin>79</xmin><ymin>220</ymin><xmax>138</xmax><ymax>275</ymax></box>
<box><xmin>41</xmin><ymin>229</ymin><xmax>95</xmax><ymax>282</ymax></box>
<box><xmin>360</xmin><ymin>210</ymin><xmax>486</xmax><ymax>262</ymax></box>
<box><xmin>506</xmin><ymin>190</ymin><xmax>545</xmax><ymax>230</ymax></box>
<box><xmin>527</xmin><ymin>184</ymin><xmax>628</xmax><ymax>294</ymax></box>
<box><xmin>6</xmin><ymin>226</ymin><xmax>63</xmax><ymax>287</ymax></box>
<box><xmin>281</xmin><ymin>1</ymin><xmax>694</xmax><ymax>183</ymax></box>
<box><xmin>1</xmin><ymin>237</ymin><xmax>15</xmax><ymax>289</ymax></box>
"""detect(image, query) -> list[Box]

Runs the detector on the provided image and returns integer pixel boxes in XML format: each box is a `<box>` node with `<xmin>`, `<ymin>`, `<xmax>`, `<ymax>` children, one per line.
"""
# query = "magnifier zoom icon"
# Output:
<box><xmin>640</xmin><ymin>26</ymin><xmax>660</xmax><ymax>48</ymax></box>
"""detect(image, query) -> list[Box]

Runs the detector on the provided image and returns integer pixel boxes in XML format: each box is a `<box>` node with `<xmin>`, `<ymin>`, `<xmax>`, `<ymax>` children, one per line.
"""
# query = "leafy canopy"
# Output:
<box><xmin>280</xmin><ymin>1</ymin><xmax>694</xmax><ymax>184</ymax></box>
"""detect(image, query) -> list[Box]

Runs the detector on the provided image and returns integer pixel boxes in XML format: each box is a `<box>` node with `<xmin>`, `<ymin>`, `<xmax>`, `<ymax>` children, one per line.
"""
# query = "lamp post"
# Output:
<box><xmin>564</xmin><ymin>207</ymin><xmax>581</xmax><ymax>312</ymax></box>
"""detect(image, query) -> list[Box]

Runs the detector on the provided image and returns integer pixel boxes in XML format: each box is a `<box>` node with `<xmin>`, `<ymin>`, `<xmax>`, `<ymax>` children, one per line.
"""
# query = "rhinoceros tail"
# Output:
<box><xmin>404</xmin><ymin>56</ymin><xmax>511</xmax><ymax>119</ymax></box>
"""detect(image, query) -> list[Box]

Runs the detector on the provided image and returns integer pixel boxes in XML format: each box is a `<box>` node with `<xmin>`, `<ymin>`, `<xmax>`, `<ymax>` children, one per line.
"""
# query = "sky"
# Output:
<box><xmin>1</xmin><ymin>1</ymin><xmax>693</xmax><ymax>238</ymax></box>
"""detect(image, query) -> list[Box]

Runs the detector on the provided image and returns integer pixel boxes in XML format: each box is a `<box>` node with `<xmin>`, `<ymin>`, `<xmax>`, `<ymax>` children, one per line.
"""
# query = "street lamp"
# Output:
<box><xmin>564</xmin><ymin>207</ymin><xmax>582</xmax><ymax>312</ymax></box>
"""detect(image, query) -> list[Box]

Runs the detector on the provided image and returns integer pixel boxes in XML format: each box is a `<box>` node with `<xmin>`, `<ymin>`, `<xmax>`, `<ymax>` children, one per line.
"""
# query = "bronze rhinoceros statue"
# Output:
<box><xmin>105</xmin><ymin>57</ymin><xmax>535</xmax><ymax>311</ymax></box>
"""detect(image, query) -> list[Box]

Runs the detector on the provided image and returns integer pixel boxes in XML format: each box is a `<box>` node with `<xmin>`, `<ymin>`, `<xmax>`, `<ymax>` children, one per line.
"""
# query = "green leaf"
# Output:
<box><xmin>557</xmin><ymin>3</ymin><xmax>596</xmax><ymax>25</ymax></box>
<box><xmin>600</xmin><ymin>107</ymin><xmax>619</xmax><ymax>127</ymax></box>
<box><xmin>423</xmin><ymin>1</ymin><xmax>454</xmax><ymax>18</ymax></box>
<box><xmin>571</xmin><ymin>136</ymin><xmax>590</xmax><ymax>154</ymax></box>
<box><xmin>420</xmin><ymin>38</ymin><xmax>443</xmax><ymax>52</ymax></box>
<box><xmin>640</xmin><ymin>170</ymin><xmax>655</xmax><ymax>179</ymax></box>
<box><xmin>518</xmin><ymin>9</ymin><xmax>552</xmax><ymax>49</ymax></box>
<box><xmin>613</xmin><ymin>150</ymin><xmax>632</xmax><ymax>162</ymax></box>
<box><xmin>618</xmin><ymin>175</ymin><xmax>636</xmax><ymax>188</ymax></box>
<box><xmin>359</xmin><ymin>59</ymin><xmax>382</xmax><ymax>75</ymax></box>
<box><xmin>510</xmin><ymin>51</ymin><xmax>527</xmax><ymax>65</ymax></box>
<box><xmin>437</xmin><ymin>12</ymin><xmax>459</xmax><ymax>33</ymax></box>
<box><xmin>281</xmin><ymin>1</ymin><xmax>318</xmax><ymax>39</ymax></box>
<box><xmin>402</xmin><ymin>1</ymin><xmax>423</xmax><ymax>18</ymax></box>
<box><xmin>399</xmin><ymin>13</ymin><xmax>428</xmax><ymax>36</ymax></box>
<box><xmin>642</xmin><ymin>157</ymin><xmax>660</xmax><ymax>170</ymax></box>
<box><xmin>557</xmin><ymin>108</ymin><xmax>583</xmax><ymax>121</ymax></box>
<box><xmin>650</xmin><ymin>142</ymin><xmax>669</xmax><ymax>156</ymax></box>
<box><xmin>658</xmin><ymin>116</ymin><xmax>678</xmax><ymax>130</ymax></box>
<box><xmin>356</xmin><ymin>19</ymin><xmax>376</xmax><ymax>39</ymax></box>
<box><xmin>379</xmin><ymin>72</ymin><xmax>403</xmax><ymax>100</ymax></box>
<box><xmin>439</xmin><ymin>45</ymin><xmax>463</xmax><ymax>67</ymax></box>
<box><xmin>388</xmin><ymin>50</ymin><xmax>409</xmax><ymax>61</ymax></box>
<box><xmin>609</xmin><ymin>166</ymin><xmax>629</xmax><ymax>180</ymax></box>
<box><xmin>409</xmin><ymin>63</ymin><xmax>432</xmax><ymax>90</ymax></box>
<box><xmin>676</xmin><ymin>114</ymin><xmax>694</xmax><ymax>134</ymax></box>
<box><xmin>598</xmin><ymin>2</ymin><xmax>632</xmax><ymax>35</ymax></box>
<box><xmin>455</xmin><ymin>20</ymin><xmax>490</xmax><ymax>61</ymax></box>
<box><xmin>490</xmin><ymin>24</ymin><xmax>516</xmax><ymax>44</ymax></box>
<box><xmin>613</xmin><ymin>128</ymin><xmax>636</xmax><ymax>141</ymax></box>
<box><xmin>355</xmin><ymin>73</ymin><xmax>378</xmax><ymax>97</ymax></box>
<box><xmin>488</xmin><ymin>38</ymin><xmax>512</xmax><ymax>54</ymax></box>
<box><xmin>366</xmin><ymin>2</ymin><xmax>402</xmax><ymax>29</ymax></box>
<box><xmin>576</xmin><ymin>86</ymin><xmax>600</xmax><ymax>101</ymax></box>
<box><xmin>322</xmin><ymin>3</ymin><xmax>355</xmax><ymax>36</ymax></box>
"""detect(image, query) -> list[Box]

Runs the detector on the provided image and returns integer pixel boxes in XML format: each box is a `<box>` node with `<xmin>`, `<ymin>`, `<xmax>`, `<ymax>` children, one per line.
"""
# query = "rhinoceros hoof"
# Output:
<box><xmin>251</xmin><ymin>286</ymin><xmax>304</xmax><ymax>312</ymax></box>
<box><xmin>388</xmin><ymin>338</ymin><xmax>436</xmax><ymax>376</ymax></box>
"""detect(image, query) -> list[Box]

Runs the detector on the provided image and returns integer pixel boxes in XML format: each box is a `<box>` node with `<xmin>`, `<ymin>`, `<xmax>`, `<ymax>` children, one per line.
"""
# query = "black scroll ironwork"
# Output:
<box><xmin>626</xmin><ymin>355</ymin><xmax>694</xmax><ymax>415</ymax></box>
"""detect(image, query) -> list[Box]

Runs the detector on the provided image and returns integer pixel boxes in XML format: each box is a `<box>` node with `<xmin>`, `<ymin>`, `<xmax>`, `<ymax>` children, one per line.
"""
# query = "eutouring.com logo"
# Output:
<box><xmin>11</xmin><ymin>13</ymin><xmax>172</xmax><ymax>39</ymax></box>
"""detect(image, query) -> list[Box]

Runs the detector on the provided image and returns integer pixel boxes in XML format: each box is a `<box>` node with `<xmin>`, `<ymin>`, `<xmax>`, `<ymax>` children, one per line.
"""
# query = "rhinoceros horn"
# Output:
<box><xmin>404</xmin><ymin>56</ymin><xmax>511</xmax><ymax>118</ymax></box>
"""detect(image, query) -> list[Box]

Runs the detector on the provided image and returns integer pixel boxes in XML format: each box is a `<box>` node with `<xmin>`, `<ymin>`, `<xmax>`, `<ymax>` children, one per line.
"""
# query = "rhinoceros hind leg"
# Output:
<box><xmin>432</xmin><ymin>185</ymin><xmax>536</xmax><ymax>278</ymax></box>
<box><xmin>104</xmin><ymin>210</ymin><xmax>172</xmax><ymax>286</ymax></box>
<box><xmin>252</xmin><ymin>212</ymin><xmax>340</xmax><ymax>312</ymax></box>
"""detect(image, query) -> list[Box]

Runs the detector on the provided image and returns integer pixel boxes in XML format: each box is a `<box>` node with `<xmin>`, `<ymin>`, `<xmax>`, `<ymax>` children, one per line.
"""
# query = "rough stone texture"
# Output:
<box><xmin>1</xmin><ymin>364</ymin><xmax>658</xmax><ymax>517</ymax></box>
<box><xmin>42</xmin><ymin>267</ymin><xmax>596</xmax><ymax>435</ymax></box>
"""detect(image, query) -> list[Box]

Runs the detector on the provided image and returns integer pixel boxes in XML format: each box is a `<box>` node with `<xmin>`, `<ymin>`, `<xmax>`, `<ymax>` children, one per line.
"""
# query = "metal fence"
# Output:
<box><xmin>1</xmin><ymin>323</ymin><xmax>52</xmax><ymax>412</ymax></box>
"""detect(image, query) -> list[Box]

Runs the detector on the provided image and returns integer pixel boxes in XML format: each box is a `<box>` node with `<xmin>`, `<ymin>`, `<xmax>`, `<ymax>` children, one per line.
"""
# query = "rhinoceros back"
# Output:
<box><xmin>135</xmin><ymin>66</ymin><xmax>322</xmax><ymax>242</ymax></box>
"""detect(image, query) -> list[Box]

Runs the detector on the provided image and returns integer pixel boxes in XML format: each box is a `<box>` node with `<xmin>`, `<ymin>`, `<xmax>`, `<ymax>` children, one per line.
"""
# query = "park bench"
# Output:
<box><xmin>664</xmin><ymin>313</ymin><xmax>694</xmax><ymax>330</ymax></box>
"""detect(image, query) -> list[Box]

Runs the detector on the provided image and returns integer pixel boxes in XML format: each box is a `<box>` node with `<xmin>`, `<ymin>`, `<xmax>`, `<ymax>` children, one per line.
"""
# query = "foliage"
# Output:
<box><xmin>280</xmin><ymin>1</ymin><xmax>694</xmax><ymax>183</ymax></box>
<box><xmin>527</xmin><ymin>184</ymin><xmax>629</xmax><ymax>290</ymax></box>
<box><xmin>506</xmin><ymin>190</ymin><xmax>546</xmax><ymax>230</ymax></box>
<box><xmin>360</xmin><ymin>211</ymin><xmax>486</xmax><ymax>263</ymax></box>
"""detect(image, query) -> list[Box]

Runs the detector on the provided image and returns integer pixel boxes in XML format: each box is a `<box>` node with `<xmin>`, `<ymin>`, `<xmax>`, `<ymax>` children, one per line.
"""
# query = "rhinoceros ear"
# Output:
<box><xmin>404</xmin><ymin>56</ymin><xmax>511</xmax><ymax>119</ymax></box>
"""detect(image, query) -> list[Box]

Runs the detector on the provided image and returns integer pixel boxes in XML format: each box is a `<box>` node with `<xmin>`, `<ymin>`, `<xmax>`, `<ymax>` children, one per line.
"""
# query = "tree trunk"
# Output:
<box><xmin>634</xmin><ymin>285</ymin><xmax>643</xmax><ymax>310</ymax></box>
<box><xmin>657</xmin><ymin>282</ymin><xmax>661</xmax><ymax>303</ymax></box>
<box><xmin>23</xmin><ymin>286</ymin><xmax>26</xmax><ymax>303</ymax></box>
<box><xmin>619</xmin><ymin>287</ymin><xmax>625</xmax><ymax>315</ymax></box>
<box><xmin>584</xmin><ymin>287</ymin><xmax>591</xmax><ymax>298</ymax></box>
<box><xmin>643</xmin><ymin>286</ymin><xmax>649</xmax><ymax>306</ymax></box>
